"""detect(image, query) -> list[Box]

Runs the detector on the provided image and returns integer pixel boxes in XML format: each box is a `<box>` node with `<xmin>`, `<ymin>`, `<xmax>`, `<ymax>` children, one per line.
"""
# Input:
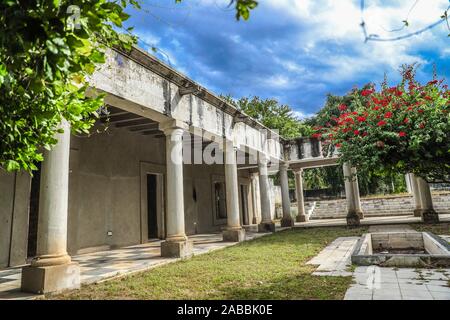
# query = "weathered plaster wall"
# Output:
<box><xmin>0</xmin><ymin>171</ymin><xmax>15</xmax><ymax>267</ymax></box>
<box><xmin>68</xmin><ymin>125</ymin><xmax>166</xmax><ymax>254</ymax></box>
<box><xmin>0</xmin><ymin>171</ymin><xmax>30</xmax><ymax>268</ymax></box>
<box><xmin>67</xmin><ymin>125</ymin><xmax>254</xmax><ymax>254</ymax></box>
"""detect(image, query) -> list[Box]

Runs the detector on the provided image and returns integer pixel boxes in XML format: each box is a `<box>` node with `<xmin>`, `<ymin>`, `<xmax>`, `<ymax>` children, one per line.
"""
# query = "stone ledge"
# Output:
<box><xmin>21</xmin><ymin>262</ymin><xmax>80</xmax><ymax>294</ymax></box>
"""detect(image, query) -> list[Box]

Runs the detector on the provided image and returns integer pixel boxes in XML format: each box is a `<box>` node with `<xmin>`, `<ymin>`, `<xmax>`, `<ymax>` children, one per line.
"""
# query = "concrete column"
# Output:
<box><xmin>222</xmin><ymin>142</ymin><xmax>245</xmax><ymax>242</ymax></box>
<box><xmin>405</xmin><ymin>174</ymin><xmax>413</xmax><ymax>194</ymax></box>
<box><xmin>416</xmin><ymin>177</ymin><xmax>439</xmax><ymax>223</ymax></box>
<box><xmin>257</xmin><ymin>153</ymin><xmax>275</xmax><ymax>232</ymax></box>
<box><xmin>295</xmin><ymin>169</ymin><xmax>308</xmax><ymax>222</ymax></box>
<box><xmin>351</xmin><ymin>167</ymin><xmax>364</xmax><ymax>219</ymax></box>
<box><xmin>21</xmin><ymin>119</ymin><xmax>80</xmax><ymax>294</ymax></box>
<box><xmin>343</xmin><ymin>162</ymin><xmax>359</xmax><ymax>226</ymax></box>
<box><xmin>160</xmin><ymin>120</ymin><xmax>192</xmax><ymax>258</ymax></box>
<box><xmin>280</xmin><ymin>163</ymin><xmax>294</xmax><ymax>227</ymax></box>
<box><xmin>251</xmin><ymin>172</ymin><xmax>261</xmax><ymax>224</ymax></box>
<box><xmin>409</xmin><ymin>173</ymin><xmax>422</xmax><ymax>217</ymax></box>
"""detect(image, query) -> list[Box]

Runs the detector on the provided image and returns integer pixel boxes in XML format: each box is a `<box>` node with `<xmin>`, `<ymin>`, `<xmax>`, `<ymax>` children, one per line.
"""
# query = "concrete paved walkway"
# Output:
<box><xmin>0</xmin><ymin>230</ymin><xmax>271</xmax><ymax>300</ymax></box>
<box><xmin>345</xmin><ymin>266</ymin><xmax>450</xmax><ymax>300</ymax></box>
<box><xmin>308</xmin><ymin>224</ymin><xmax>450</xmax><ymax>300</ymax></box>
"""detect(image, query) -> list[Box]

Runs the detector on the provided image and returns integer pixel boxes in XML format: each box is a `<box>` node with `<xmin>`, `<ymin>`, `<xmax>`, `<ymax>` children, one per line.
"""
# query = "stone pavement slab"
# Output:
<box><xmin>307</xmin><ymin>236</ymin><xmax>359</xmax><ymax>277</ymax></box>
<box><xmin>310</xmin><ymin>232</ymin><xmax>450</xmax><ymax>300</ymax></box>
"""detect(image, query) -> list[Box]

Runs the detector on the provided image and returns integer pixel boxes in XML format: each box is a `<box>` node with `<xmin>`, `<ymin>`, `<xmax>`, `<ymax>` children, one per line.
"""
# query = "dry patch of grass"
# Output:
<box><xmin>412</xmin><ymin>223</ymin><xmax>450</xmax><ymax>235</ymax></box>
<box><xmin>53</xmin><ymin>227</ymin><xmax>367</xmax><ymax>300</ymax></box>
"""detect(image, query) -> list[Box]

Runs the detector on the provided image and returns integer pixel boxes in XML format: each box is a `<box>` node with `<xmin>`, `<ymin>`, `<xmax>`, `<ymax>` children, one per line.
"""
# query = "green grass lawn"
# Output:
<box><xmin>55</xmin><ymin>227</ymin><xmax>367</xmax><ymax>300</ymax></box>
<box><xmin>53</xmin><ymin>223</ymin><xmax>450</xmax><ymax>300</ymax></box>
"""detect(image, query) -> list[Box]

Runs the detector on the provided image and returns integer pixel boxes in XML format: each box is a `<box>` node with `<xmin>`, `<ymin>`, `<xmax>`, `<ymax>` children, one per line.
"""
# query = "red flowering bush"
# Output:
<box><xmin>316</xmin><ymin>66</ymin><xmax>450</xmax><ymax>182</ymax></box>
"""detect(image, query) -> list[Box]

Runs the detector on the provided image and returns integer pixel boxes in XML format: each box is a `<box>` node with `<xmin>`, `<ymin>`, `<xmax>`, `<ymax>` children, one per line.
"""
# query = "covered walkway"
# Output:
<box><xmin>0</xmin><ymin>230</ymin><xmax>273</xmax><ymax>300</ymax></box>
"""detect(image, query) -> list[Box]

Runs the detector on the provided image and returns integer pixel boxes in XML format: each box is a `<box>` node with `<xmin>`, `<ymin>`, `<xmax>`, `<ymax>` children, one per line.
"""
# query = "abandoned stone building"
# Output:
<box><xmin>0</xmin><ymin>47</ymin><xmax>442</xmax><ymax>294</ymax></box>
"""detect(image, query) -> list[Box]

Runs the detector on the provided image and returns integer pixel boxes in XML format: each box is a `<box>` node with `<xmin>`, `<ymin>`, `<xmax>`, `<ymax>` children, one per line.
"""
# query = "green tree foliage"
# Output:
<box><xmin>318</xmin><ymin>65</ymin><xmax>450</xmax><ymax>183</ymax></box>
<box><xmin>0</xmin><ymin>0</ymin><xmax>258</xmax><ymax>173</ymax></box>
<box><xmin>223</xmin><ymin>95</ymin><xmax>312</xmax><ymax>139</ymax></box>
<box><xmin>177</xmin><ymin>0</ymin><xmax>258</xmax><ymax>20</ymax></box>
<box><xmin>0</xmin><ymin>0</ymin><xmax>140</xmax><ymax>172</ymax></box>
<box><xmin>305</xmin><ymin>85</ymin><xmax>410</xmax><ymax>195</ymax></box>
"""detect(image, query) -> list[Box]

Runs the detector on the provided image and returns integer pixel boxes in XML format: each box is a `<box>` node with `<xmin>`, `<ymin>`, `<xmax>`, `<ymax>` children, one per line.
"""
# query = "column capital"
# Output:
<box><xmin>280</xmin><ymin>162</ymin><xmax>290</xmax><ymax>170</ymax></box>
<box><xmin>219</xmin><ymin>139</ymin><xmax>239</xmax><ymax>152</ymax></box>
<box><xmin>159</xmin><ymin>119</ymin><xmax>189</xmax><ymax>135</ymax></box>
<box><xmin>258</xmin><ymin>152</ymin><xmax>269</xmax><ymax>165</ymax></box>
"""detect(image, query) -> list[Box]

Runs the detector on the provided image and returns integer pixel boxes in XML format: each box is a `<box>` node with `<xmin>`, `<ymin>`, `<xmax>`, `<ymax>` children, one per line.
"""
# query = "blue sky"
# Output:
<box><xmin>124</xmin><ymin>0</ymin><xmax>450</xmax><ymax>118</ymax></box>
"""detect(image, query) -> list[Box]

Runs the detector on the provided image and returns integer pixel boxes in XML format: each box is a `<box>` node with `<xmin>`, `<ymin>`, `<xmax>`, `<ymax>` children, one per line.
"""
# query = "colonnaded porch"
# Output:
<box><xmin>0</xmin><ymin>229</ymin><xmax>278</xmax><ymax>300</ymax></box>
<box><xmin>1</xmin><ymin>46</ymin><xmax>446</xmax><ymax>297</ymax></box>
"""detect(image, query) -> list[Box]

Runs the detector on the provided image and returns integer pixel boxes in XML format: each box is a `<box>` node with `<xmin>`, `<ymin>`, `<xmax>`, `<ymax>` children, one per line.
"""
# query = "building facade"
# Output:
<box><xmin>0</xmin><ymin>46</ymin><xmax>440</xmax><ymax>294</ymax></box>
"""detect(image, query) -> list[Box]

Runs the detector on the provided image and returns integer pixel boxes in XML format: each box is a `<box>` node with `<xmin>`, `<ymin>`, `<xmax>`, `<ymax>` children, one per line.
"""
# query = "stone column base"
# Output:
<box><xmin>413</xmin><ymin>208</ymin><xmax>422</xmax><ymax>217</ymax></box>
<box><xmin>21</xmin><ymin>262</ymin><xmax>80</xmax><ymax>294</ymax></box>
<box><xmin>222</xmin><ymin>228</ymin><xmax>246</xmax><ymax>242</ymax></box>
<box><xmin>161</xmin><ymin>240</ymin><xmax>193</xmax><ymax>258</ymax></box>
<box><xmin>296</xmin><ymin>215</ymin><xmax>308</xmax><ymax>223</ymax></box>
<box><xmin>346</xmin><ymin>211</ymin><xmax>361</xmax><ymax>227</ymax></box>
<box><xmin>357</xmin><ymin>210</ymin><xmax>364</xmax><ymax>219</ymax></box>
<box><xmin>258</xmin><ymin>222</ymin><xmax>276</xmax><ymax>233</ymax></box>
<box><xmin>280</xmin><ymin>217</ymin><xmax>295</xmax><ymax>227</ymax></box>
<box><xmin>421</xmin><ymin>210</ymin><xmax>440</xmax><ymax>224</ymax></box>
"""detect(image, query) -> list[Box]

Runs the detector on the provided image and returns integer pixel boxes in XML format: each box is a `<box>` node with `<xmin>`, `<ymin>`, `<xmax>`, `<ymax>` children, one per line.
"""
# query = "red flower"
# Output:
<box><xmin>384</xmin><ymin>111</ymin><xmax>393</xmax><ymax>119</ymax></box>
<box><xmin>338</xmin><ymin>104</ymin><xmax>347</xmax><ymax>111</ymax></box>
<box><xmin>357</xmin><ymin>116</ymin><xmax>366</xmax><ymax>122</ymax></box>
<box><xmin>377</xmin><ymin>120</ymin><xmax>386</xmax><ymax>126</ymax></box>
<box><xmin>361</xmin><ymin>89</ymin><xmax>374</xmax><ymax>96</ymax></box>
<box><xmin>398</xmin><ymin>131</ymin><xmax>406</xmax><ymax>137</ymax></box>
<box><xmin>354</xmin><ymin>130</ymin><xmax>360</xmax><ymax>135</ymax></box>
<box><xmin>312</xmin><ymin>133</ymin><xmax>322</xmax><ymax>139</ymax></box>
<box><xmin>335</xmin><ymin>143</ymin><xmax>341</xmax><ymax>148</ymax></box>
<box><xmin>403</xmin><ymin>118</ymin><xmax>409</xmax><ymax>124</ymax></box>
<box><xmin>419</xmin><ymin>122</ymin><xmax>425</xmax><ymax>129</ymax></box>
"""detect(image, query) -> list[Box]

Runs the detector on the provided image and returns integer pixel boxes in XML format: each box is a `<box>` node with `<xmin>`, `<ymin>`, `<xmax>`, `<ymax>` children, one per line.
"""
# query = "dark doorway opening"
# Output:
<box><xmin>147</xmin><ymin>174</ymin><xmax>158</xmax><ymax>239</ymax></box>
<box><xmin>240</xmin><ymin>184</ymin><xmax>249</xmax><ymax>225</ymax></box>
<box><xmin>27</xmin><ymin>163</ymin><xmax>41</xmax><ymax>258</ymax></box>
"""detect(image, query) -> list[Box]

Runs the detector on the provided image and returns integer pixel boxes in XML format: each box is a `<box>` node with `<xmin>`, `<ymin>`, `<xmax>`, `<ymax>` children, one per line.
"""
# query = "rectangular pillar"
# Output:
<box><xmin>343</xmin><ymin>162</ymin><xmax>360</xmax><ymax>226</ymax></box>
<box><xmin>351</xmin><ymin>167</ymin><xmax>364</xmax><ymax>219</ymax></box>
<box><xmin>295</xmin><ymin>169</ymin><xmax>308</xmax><ymax>222</ymax></box>
<box><xmin>280</xmin><ymin>163</ymin><xmax>294</xmax><ymax>227</ymax></box>
<box><xmin>416</xmin><ymin>177</ymin><xmax>439</xmax><ymax>223</ymax></box>
<box><xmin>409</xmin><ymin>173</ymin><xmax>422</xmax><ymax>217</ymax></box>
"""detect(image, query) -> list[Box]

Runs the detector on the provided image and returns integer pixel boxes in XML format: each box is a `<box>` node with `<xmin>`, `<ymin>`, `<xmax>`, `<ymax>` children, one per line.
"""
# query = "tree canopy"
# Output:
<box><xmin>315</xmin><ymin>65</ymin><xmax>450</xmax><ymax>183</ymax></box>
<box><xmin>223</xmin><ymin>95</ymin><xmax>312</xmax><ymax>139</ymax></box>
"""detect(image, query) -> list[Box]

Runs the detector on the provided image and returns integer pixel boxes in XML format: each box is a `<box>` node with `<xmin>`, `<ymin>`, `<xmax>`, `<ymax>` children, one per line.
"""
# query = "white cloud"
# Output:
<box><xmin>263</xmin><ymin>74</ymin><xmax>292</xmax><ymax>88</ymax></box>
<box><xmin>293</xmin><ymin>110</ymin><xmax>315</xmax><ymax>120</ymax></box>
<box><xmin>264</xmin><ymin>0</ymin><xmax>449</xmax><ymax>82</ymax></box>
